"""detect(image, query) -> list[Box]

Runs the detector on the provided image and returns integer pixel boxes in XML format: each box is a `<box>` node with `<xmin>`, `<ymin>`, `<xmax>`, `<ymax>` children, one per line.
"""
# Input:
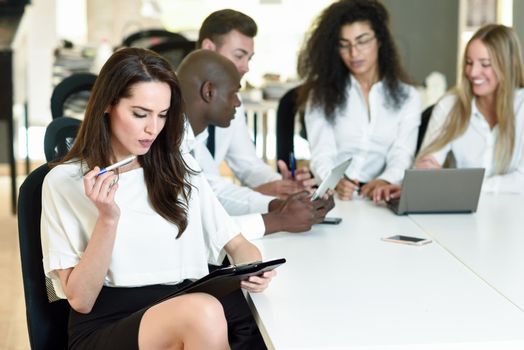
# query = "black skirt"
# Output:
<box><xmin>68</xmin><ymin>281</ymin><xmax>192</xmax><ymax>350</ymax></box>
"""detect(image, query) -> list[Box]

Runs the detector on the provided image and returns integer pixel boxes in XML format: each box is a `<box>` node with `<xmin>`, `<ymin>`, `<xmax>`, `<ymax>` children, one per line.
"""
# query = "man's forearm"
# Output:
<box><xmin>261</xmin><ymin>211</ymin><xmax>285</xmax><ymax>235</ymax></box>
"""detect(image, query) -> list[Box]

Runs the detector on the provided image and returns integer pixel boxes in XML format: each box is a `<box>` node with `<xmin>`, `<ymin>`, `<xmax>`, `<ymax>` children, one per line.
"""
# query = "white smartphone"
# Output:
<box><xmin>381</xmin><ymin>235</ymin><xmax>432</xmax><ymax>246</ymax></box>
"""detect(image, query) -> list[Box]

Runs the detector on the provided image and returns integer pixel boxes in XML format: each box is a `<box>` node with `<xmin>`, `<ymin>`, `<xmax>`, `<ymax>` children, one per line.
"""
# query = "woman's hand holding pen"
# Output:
<box><xmin>83</xmin><ymin>166</ymin><xmax>120</xmax><ymax>220</ymax></box>
<box><xmin>335</xmin><ymin>177</ymin><xmax>359</xmax><ymax>200</ymax></box>
<box><xmin>277</xmin><ymin>160</ymin><xmax>316</xmax><ymax>190</ymax></box>
<box><xmin>240</xmin><ymin>270</ymin><xmax>277</xmax><ymax>293</ymax></box>
<box><xmin>254</xmin><ymin>160</ymin><xmax>315</xmax><ymax>198</ymax></box>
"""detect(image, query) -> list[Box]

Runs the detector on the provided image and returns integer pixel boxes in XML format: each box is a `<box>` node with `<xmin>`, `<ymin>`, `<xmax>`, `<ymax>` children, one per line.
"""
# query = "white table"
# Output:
<box><xmin>248</xmin><ymin>199</ymin><xmax>524</xmax><ymax>349</ymax></box>
<box><xmin>410</xmin><ymin>193</ymin><xmax>524</xmax><ymax>311</ymax></box>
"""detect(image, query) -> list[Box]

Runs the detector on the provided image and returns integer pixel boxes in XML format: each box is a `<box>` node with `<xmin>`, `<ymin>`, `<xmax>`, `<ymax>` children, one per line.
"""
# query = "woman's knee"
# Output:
<box><xmin>187</xmin><ymin>293</ymin><xmax>228</xmax><ymax>337</ymax></box>
<box><xmin>139</xmin><ymin>293</ymin><xmax>228</xmax><ymax>349</ymax></box>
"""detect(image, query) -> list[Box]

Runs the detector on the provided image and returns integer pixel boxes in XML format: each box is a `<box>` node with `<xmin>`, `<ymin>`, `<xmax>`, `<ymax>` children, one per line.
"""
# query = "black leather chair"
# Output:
<box><xmin>44</xmin><ymin>116</ymin><xmax>81</xmax><ymax>162</ymax></box>
<box><xmin>148</xmin><ymin>39</ymin><xmax>195</xmax><ymax>69</ymax></box>
<box><xmin>18</xmin><ymin>163</ymin><xmax>71</xmax><ymax>350</ymax></box>
<box><xmin>415</xmin><ymin>104</ymin><xmax>435</xmax><ymax>156</ymax></box>
<box><xmin>275</xmin><ymin>86</ymin><xmax>306</xmax><ymax>168</ymax></box>
<box><xmin>122</xmin><ymin>28</ymin><xmax>188</xmax><ymax>48</ymax></box>
<box><xmin>50</xmin><ymin>73</ymin><xmax>97</xmax><ymax>120</ymax></box>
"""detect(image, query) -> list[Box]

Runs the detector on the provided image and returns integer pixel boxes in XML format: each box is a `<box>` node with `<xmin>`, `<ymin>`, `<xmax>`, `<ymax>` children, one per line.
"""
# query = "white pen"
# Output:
<box><xmin>96</xmin><ymin>155</ymin><xmax>136</xmax><ymax>176</ymax></box>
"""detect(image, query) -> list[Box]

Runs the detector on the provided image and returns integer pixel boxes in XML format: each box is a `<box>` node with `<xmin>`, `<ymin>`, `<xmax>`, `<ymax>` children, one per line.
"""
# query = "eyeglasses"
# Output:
<box><xmin>338</xmin><ymin>35</ymin><xmax>376</xmax><ymax>53</ymax></box>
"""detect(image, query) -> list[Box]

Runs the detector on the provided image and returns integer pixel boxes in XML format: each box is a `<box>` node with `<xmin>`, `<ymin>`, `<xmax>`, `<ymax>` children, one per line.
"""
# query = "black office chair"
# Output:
<box><xmin>275</xmin><ymin>86</ymin><xmax>307</xmax><ymax>168</ymax></box>
<box><xmin>50</xmin><ymin>73</ymin><xmax>97</xmax><ymax>120</ymax></box>
<box><xmin>415</xmin><ymin>104</ymin><xmax>435</xmax><ymax>156</ymax></box>
<box><xmin>18</xmin><ymin>163</ymin><xmax>71</xmax><ymax>350</ymax></box>
<box><xmin>44</xmin><ymin>116</ymin><xmax>81</xmax><ymax>162</ymax></box>
<box><xmin>148</xmin><ymin>39</ymin><xmax>196</xmax><ymax>69</ymax></box>
<box><xmin>122</xmin><ymin>28</ymin><xmax>188</xmax><ymax>48</ymax></box>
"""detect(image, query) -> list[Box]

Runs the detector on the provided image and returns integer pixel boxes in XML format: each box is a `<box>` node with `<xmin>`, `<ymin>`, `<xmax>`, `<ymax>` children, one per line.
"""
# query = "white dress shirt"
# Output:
<box><xmin>184</xmin><ymin>103</ymin><xmax>279</xmax><ymax>240</ymax></box>
<box><xmin>41</xmin><ymin>155</ymin><xmax>239</xmax><ymax>299</ymax></box>
<box><xmin>422</xmin><ymin>90</ymin><xmax>524</xmax><ymax>193</ymax></box>
<box><xmin>305</xmin><ymin>75</ymin><xmax>422</xmax><ymax>184</ymax></box>
<box><xmin>214</xmin><ymin>103</ymin><xmax>282</xmax><ymax>187</ymax></box>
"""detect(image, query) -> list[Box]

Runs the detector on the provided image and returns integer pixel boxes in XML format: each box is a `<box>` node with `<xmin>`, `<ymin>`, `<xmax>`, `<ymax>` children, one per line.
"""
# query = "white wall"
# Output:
<box><xmin>86</xmin><ymin>0</ymin><xmax>163</xmax><ymax>47</ymax></box>
<box><xmin>56</xmin><ymin>0</ymin><xmax>87</xmax><ymax>44</ymax></box>
<box><xmin>10</xmin><ymin>0</ymin><xmax>59</xmax><ymax>160</ymax></box>
<box><xmin>23</xmin><ymin>0</ymin><xmax>57</xmax><ymax>126</ymax></box>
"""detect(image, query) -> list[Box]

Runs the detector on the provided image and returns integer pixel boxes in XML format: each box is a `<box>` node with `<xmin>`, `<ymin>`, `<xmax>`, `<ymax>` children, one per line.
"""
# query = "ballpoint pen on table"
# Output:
<box><xmin>96</xmin><ymin>155</ymin><xmax>136</xmax><ymax>176</ymax></box>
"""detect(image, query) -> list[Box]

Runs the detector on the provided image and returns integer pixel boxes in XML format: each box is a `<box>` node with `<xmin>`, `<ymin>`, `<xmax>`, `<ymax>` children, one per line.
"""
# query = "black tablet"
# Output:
<box><xmin>155</xmin><ymin>258</ymin><xmax>286</xmax><ymax>302</ymax></box>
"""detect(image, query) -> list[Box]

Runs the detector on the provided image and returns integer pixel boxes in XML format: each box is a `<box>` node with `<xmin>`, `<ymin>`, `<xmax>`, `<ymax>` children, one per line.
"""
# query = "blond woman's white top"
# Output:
<box><xmin>421</xmin><ymin>89</ymin><xmax>524</xmax><ymax>193</ymax></box>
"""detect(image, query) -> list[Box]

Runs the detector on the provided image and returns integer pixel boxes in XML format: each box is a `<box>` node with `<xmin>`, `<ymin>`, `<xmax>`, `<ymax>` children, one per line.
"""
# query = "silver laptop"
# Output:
<box><xmin>387</xmin><ymin>168</ymin><xmax>485</xmax><ymax>215</ymax></box>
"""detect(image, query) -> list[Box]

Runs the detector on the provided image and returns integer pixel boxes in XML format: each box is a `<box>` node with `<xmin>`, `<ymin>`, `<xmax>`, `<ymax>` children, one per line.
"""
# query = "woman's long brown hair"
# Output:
<box><xmin>58</xmin><ymin>48</ymin><xmax>194</xmax><ymax>238</ymax></box>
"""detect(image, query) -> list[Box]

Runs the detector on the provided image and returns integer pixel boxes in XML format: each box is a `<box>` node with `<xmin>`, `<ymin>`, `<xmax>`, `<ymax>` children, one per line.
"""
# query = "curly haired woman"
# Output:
<box><xmin>298</xmin><ymin>0</ymin><xmax>421</xmax><ymax>200</ymax></box>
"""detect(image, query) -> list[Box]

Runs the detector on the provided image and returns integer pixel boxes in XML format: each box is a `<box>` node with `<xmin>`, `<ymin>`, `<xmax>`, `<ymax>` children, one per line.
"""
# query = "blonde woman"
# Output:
<box><xmin>374</xmin><ymin>24</ymin><xmax>524</xmax><ymax>202</ymax></box>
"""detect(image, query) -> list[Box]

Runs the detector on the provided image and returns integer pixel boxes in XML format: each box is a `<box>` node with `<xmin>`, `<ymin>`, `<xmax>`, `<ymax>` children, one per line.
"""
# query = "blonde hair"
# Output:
<box><xmin>418</xmin><ymin>24</ymin><xmax>524</xmax><ymax>174</ymax></box>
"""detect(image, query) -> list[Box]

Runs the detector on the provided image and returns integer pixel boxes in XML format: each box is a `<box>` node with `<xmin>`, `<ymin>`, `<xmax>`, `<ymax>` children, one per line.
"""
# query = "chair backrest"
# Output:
<box><xmin>275</xmin><ymin>86</ymin><xmax>306</xmax><ymax>167</ymax></box>
<box><xmin>148</xmin><ymin>38</ymin><xmax>196</xmax><ymax>69</ymax></box>
<box><xmin>50</xmin><ymin>73</ymin><xmax>97</xmax><ymax>119</ymax></box>
<box><xmin>18</xmin><ymin>163</ymin><xmax>70</xmax><ymax>350</ymax></box>
<box><xmin>415</xmin><ymin>104</ymin><xmax>435</xmax><ymax>156</ymax></box>
<box><xmin>44</xmin><ymin>117</ymin><xmax>81</xmax><ymax>162</ymax></box>
<box><xmin>122</xmin><ymin>28</ymin><xmax>188</xmax><ymax>48</ymax></box>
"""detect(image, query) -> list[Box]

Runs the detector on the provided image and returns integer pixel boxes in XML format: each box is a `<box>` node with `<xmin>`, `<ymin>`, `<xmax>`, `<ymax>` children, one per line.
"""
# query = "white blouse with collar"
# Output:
<box><xmin>305</xmin><ymin>75</ymin><xmax>422</xmax><ymax>185</ymax></box>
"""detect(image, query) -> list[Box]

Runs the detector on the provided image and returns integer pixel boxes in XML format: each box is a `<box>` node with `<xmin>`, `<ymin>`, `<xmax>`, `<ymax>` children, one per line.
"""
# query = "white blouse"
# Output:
<box><xmin>41</xmin><ymin>154</ymin><xmax>239</xmax><ymax>298</ymax></box>
<box><xmin>421</xmin><ymin>89</ymin><xmax>524</xmax><ymax>193</ymax></box>
<box><xmin>213</xmin><ymin>102</ymin><xmax>281</xmax><ymax>188</ymax></box>
<box><xmin>305</xmin><ymin>75</ymin><xmax>422</xmax><ymax>185</ymax></box>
